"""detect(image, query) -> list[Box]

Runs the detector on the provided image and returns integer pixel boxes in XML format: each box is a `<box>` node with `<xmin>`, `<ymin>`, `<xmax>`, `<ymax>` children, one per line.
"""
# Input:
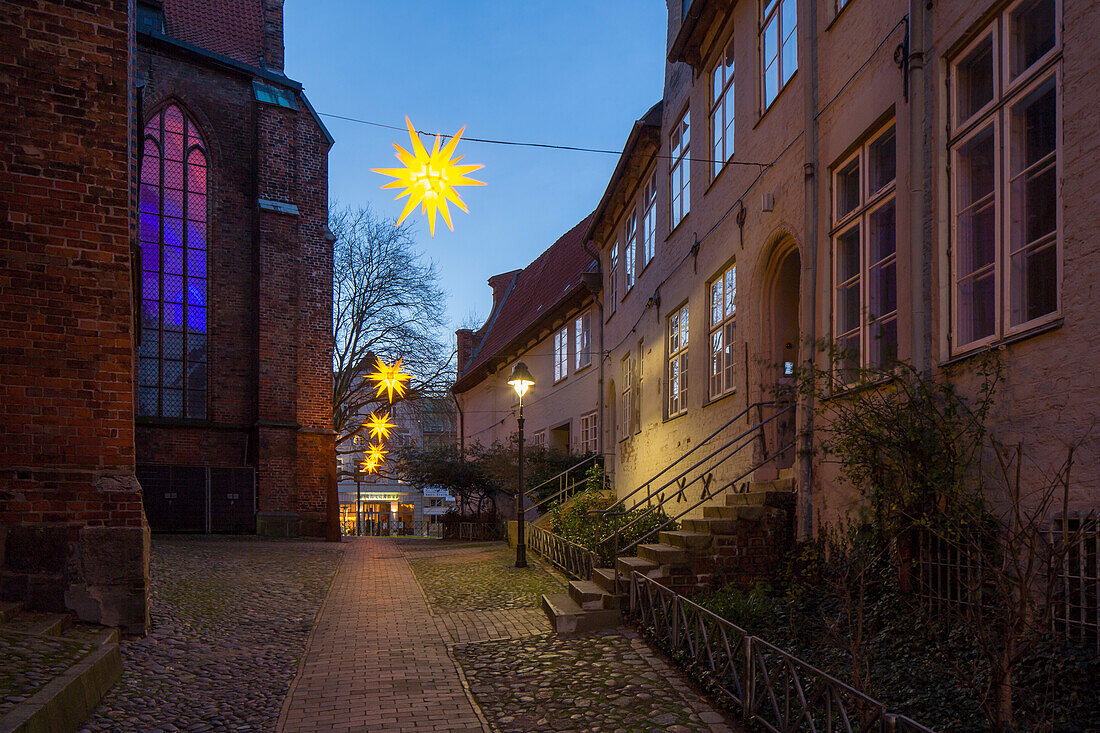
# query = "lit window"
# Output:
<box><xmin>624</xmin><ymin>213</ymin><xmax>637</xmax><ymax>290</ymax></box>
<box><xmin>831</xmin><ymin>122</ymin><xmax>898</xmax><ymax>378</ymax></box>
<box><xmin>532</xmin><ymin>430</ymin><xmax>546</xmax><ymax>447</ymax></box>
<box><xmin>667</xmin><ymin>303</ymin><xmax>690</xmax><ymax>417</ymax></box>
<box><xmin>711</xmin><ymin>43</ymin><xmax>735</xmax><ymax>178</ymax></box>
<box><xmin>607</xmin><ymin>241</ymin><xmax>619</xmax><ymax>310</ymax></box>
<box><xmin>579</xmin><ymin>411</ymin><xmax>598</xmax><ymax>455</ymax></box>
<box><xmin>762</xmin><ymin>0</ymin><xmax>797</xmax><ymax>110</ymax></box>
<box><xmin>553</xmin><ymin>327</ymin><xmax>568</xmax><ymax>382</ymax></box>
<box><xmin>950</xmin><ymin>0</ymin><xmax>1059</xmax><ymax>352</ymax></box>
<box><xmin>138</xmin><ymin>104</ymin><xmax>208</xmax><ymax>419</ymax></box>
<box><xmin>642</xmin><ymin>172</ymin><xmax>657</xmax><ymax>266</ymax></box>
<box><xmin>575</xmin><ymin>312</ymin><xmax>591</xmax><ymax>369</ymax></box>
<box><xmin>709</xmin><ymin>264</ymin><xmax>736</xmax><ymax>399</ymax></box>
<box><xmin>670</xmin><ymin>110</ymin><xmax>690</xmax><ymax>228</ymax></box>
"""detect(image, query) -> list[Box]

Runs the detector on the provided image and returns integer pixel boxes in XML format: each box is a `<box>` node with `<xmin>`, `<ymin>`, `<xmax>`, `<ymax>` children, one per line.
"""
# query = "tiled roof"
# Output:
<box><xmin>455</xmin><ymin>213</ymin><xmax>597</xmax><ymax>391</ymax></box>
<box><xmin>163</xmin><ymin>0</ymin><xmax>265</xmax><ymax>66</ymax></box>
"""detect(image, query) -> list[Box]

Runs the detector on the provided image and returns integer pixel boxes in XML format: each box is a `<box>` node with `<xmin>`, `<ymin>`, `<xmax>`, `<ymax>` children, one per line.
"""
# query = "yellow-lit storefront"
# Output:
<box><xmin>338</xmin><ymin>490</ymin><xmax>416</xmax><ymax>536</ymax></box>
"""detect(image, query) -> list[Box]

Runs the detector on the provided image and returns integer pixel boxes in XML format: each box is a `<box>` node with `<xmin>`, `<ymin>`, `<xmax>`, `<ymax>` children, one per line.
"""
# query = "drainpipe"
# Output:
<box><xmin>799</xmin><ymin>0</ymin><xmax>821</xmax><ymax>540</ymax></box>
<box><xmin>908</xmin><ymin>0</ymin><xmax>930</xmax><ymax>373</ymax></box>
<box><xmin>581</xmin><ymin>239</ymin><xmax>605</xmax><ymax>465</ymax></box>
<box><xmin>452</xmin><ymin>391</ymin><xmax>465</xmax><ymax>454</ymax></box>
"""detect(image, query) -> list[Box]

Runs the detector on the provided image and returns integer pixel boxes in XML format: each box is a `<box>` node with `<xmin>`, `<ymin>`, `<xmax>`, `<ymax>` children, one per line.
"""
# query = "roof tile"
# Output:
<box><xmin>163</xmin><ymin>0</ymin><xmax>265</xmax><ymax>66</ymax></box>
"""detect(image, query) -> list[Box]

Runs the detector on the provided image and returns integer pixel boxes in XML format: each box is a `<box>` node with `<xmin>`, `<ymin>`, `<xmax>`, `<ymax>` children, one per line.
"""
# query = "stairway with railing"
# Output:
<box><xmin>524</xmin><ymin>453</ymin><xmax>606</xmax><ymax>521</ymax></box>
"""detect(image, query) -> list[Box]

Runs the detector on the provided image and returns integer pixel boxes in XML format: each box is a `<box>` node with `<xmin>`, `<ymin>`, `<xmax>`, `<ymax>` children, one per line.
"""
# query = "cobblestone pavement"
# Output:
<box><xmin>83</xmin><ymin>536</ymin><xmax>343</xmax><ymax>733</ymax></box>
<box><xmin>410</xmin><ymin>546</ymin><xmax>564</xmax><ymax>612</ymax></box>
<box><xmin>0</xmin><ymin>632</ymin><xmax>93</xmax><ymax>717</ymax></box>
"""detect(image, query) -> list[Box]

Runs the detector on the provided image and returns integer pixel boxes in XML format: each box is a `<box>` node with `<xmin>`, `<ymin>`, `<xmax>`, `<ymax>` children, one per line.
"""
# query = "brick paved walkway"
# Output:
<box><xmin>279</xmin><ymin>538</ymin><xmax>738</xmax><ymax>733</ymax></box>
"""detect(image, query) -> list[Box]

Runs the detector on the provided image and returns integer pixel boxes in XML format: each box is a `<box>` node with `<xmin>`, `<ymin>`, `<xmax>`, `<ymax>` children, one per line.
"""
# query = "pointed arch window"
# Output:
<box><xmin>137</xmin><ymin>104</ymin><xmax>208</xmax><ymax>419</ymax></box>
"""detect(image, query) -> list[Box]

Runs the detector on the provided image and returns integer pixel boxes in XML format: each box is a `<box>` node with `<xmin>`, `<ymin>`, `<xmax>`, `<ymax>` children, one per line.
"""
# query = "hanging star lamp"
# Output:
<box><xmin>371</xmin><ymin>117</ymin><xmax>485</xmax><ymax>236</ymax></box>
<box><xmin>365</xmin><ymin>412</ymin><xmax>396</xmax><ymax>442</ymax></box>
<box><xmin>367</xmin><ymin>442</ymin><xmax>388</xmax><ymax>465</ymax></box>
<box><xmin>368</xmin><ymin>357</ymin><xmax>411</xmax><ymax>404</ymax></box>
<box><xmin>361</xmin><ymin>455</ymin><xmax>379</xmax><ymax>475</ymax></box>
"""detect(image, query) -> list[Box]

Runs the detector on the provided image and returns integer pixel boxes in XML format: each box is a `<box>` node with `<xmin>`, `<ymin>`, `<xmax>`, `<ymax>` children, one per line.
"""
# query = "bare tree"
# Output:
<box><xmin>331</xmin><ymin>205</ymin><xmax>453</xmax><ymax>477</ymax></box>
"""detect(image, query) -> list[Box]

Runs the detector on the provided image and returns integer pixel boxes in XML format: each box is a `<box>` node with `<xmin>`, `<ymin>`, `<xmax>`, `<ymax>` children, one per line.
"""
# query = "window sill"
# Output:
<box><xmin>754</xmin><ymin>72</ymin><xmax>798</xmax><ymax>130</ymax></box>
<box><xmin>575</xmin><ymin>361</ymin><xmax>593</xmax><ymax>375</ymax></box>
<box><xmin>553</xmin><ymin>377</ymin><xmax>567</xmax><ymax>386</ymax></box>
<box><xmin>663</xmin><ymin>410</ymin><xmax>688</xmax><ymax>424</ymax></box>
<box><xmin>666</xmin><ymin>213</ymin><xmax>692</xmax><ymax>243</ymax></box>
<box><xmin>942</xmin><ymin>317</ymin><xmax>1063</xmax><ymax>370</ymax></box>
<box><xmin>703</xmin><ymin>388</ymin><xmax>737</xmax><ymax>409</ymax></box>
<box><xmin>136</xmin><ymin>416</ymin><xmax>216</xmax><ymax>428</ymax></box>
<box><xmin>824</xmin><ymin>1</ymin><xmax>854</xmax><ymax>32</ymax></box>
<box><xmin>704</xmin><ymin>159</ymin><xmax>735</xmax><ymax>197</ymax></box>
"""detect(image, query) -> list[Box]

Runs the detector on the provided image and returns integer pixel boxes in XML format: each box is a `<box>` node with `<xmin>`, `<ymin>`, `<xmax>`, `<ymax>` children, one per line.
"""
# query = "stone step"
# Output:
<box><xmin>778</xmin><ymin>467</ymin><xmax>794</xmax><ymax>481</ymax></box>
<box><xmin>541</xmin><ymin>593</ymin><xmax>620</xmax><ymax>635</ymax></box>
<box><xmin>616</xmin><ymin>555</ymin><xmax>660</xmax><ymax>578</ymax></box>
<box><xmin>658</xmin><ymin>530</ymin><xmax>713</xmax><ymax>550</ymax></box>
<box><xmin>568</xmin><ymin>580</ymin><xmax>620</xmax><ymax>610</ymax></box>
<box><xmin>749</xmin><ymin>477</ymin><xmax>795</xmax><ymax>493</ymax></box>
<box><xmin>637</xmin><ymin>543</ymin><xmax>689</xmax><ymax>566</ymax></box>
<box><xmin>59</xmin><ymin>623</ymin><xmax>119</xmax><ymax>647</ymax></box>
<box><xmin>5</xmin><ymin>612</ymin><xmax>72</xmax><ymax>637</ymax></box>
<box><xmin>704</xmin><ymin>505</ymin><xmax>767</xmax><ymax>522</ymax></box>
<box><xmin>591</xmin><ymin>567</ymin><xmax>621</xmax><ymax>594</ymax></box>
<box><xmin>682</xmin><ymin>517</ymin><xmax>739</xmax><ymax>535</ymax></box>
<box><xmin>0</xmin><ymin>601</ymin><xmax>21</xmax><ymax>623</ymax></box>
<box><xmin>725</xmin><ymin>490</ymin><xmax>792</xmax><ymax>508</ymax></box>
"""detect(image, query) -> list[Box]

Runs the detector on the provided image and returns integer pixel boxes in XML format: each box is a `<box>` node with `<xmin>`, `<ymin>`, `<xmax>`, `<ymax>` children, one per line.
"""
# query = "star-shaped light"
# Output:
<box><xmin>366</xmin><ymin>412</ymin><xmax>396</xmax><ymax>442</ymax></box>
<box><xmin>360</xmin><ymin>455</ymin><xmax>379</xmax><ymax>475</ymax></box>
<box><xmin>367</xmin><ymin>357</ymin><xmax>411</xmax><ymax>404</ymax></box>
<box><xmin>371</xmin><ymin>117</ymin><xmax>485</xmax><ymax>236</ymax></box>
<box><xmin>367</xmin><ymin>443</ymin><xmax>388</xmax><ymax>465</ymax></box>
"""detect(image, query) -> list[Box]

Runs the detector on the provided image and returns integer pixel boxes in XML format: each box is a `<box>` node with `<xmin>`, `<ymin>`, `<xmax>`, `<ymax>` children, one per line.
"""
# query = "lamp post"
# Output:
<box><xmin>507</xmin><ymin>362</ymin><xmax>535</xmax><ymax>568</ymax></box>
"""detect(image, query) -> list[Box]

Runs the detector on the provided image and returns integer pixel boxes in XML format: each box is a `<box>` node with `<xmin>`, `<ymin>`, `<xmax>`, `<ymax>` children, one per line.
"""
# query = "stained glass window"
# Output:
<box><xmin>139</xmin><ymin>104</ymin><xmax>208</xmax><ymax>419</ymax></box>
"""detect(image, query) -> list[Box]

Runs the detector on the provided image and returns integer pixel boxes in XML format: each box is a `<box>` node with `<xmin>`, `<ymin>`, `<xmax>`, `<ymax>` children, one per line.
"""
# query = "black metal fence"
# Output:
<box><xmin>138</xmin><ymin>464</ymin><xmax>256</xmax><ymax>533</ymax></box>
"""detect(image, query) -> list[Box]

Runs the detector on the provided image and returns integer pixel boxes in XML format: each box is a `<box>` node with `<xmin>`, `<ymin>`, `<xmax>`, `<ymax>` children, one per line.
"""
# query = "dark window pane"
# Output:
<box><xmin>141</xmin><ymin>299</ymin><xmax>159</xmax><ymax>328</ymax></box>
<box><xmin>138</xmin><ymin>386</ymin><xmax>158</xmax><ymax>416</ymax></box>
<box><xmin>164</xmin><ymin>217</ymin><xmax>184</xmax><ymax>248</ymax></box>
<box><xmin>959</xmin><ymin>271</ymin><xmax>996</xmax><ymax>344</ymax></box>
<box><xmin>838</xmin><ymin>281</ymin><xmax>861</xmax><ymax>334</ymax></box>
<box><xmin>870</xmin><ymin>317</ymin><xmax>898</xmax><ymax>368</ymax></box>
<box><xmin>140</xmin><ymin>211</ymin><xmax>159</xmax><ymax>242</ymax></box>
<box><xmin>836</xmin><ymin>225</ymin><xmax>860</xmax><ymax>282</ymax></box>
<box><xmin>163</xmin><ymin>331</ymin><xmax>184</xmax><ymax>359</ymax></box>
<box><xmin>1011</xmin><ymin>241</ymin><xmax>1057</xmax><ymax>325</ymax></box>
<box><xmin>188</xmin><ymin>361</ymin><xmax>206</xmax><ymax>391</ymax></box>
<box><xmin>188</xmin><ymin>334</ymin><xmax>206</xmax><ymax>362</ymax></box>
<box><xmin>186</xmin><ymin>390</ymin><xmax>206</xmax><ymax>420</ymax></box>
<box><xmin>957</xmin><ymin>35</ymin><xmax>994</xmax><ymax>122</ymax></box>
<box><xmin>870</xmin><ymin>200</ymin><xmax>896</xmax><ymax>262</ymax></box>
<box><xmin>162</xmin><ymin>389</ymin><xmax>183</xmax><ymax>418</ymax></box>
<box><xmin>140</xmin><ymin>329</ymin><xmax>158</xmax><ymax>358</ymax></box>
<box><xmin>163</xmin><ymin>359</ymin><xmax>183</xmax><ymax>390</ymax></box>
<box><xmin>1010</xmin><ymin>0</ymin><xmax>1056</xmax><ymax>79</ymax></box>
<box><xmin>869</xmin><ymin>259</ymin><xmax>897</xmax><ymax>319</ymax></box>
<box><xmin>186</xmin><ymin>221</ymin><xmax>206</xmax><ymax>250</ymax></box>
<box><xmin>836</xmin><ymin>158</ymin><xmax>860</xmax><ymax>219</ymax></box>
<box><xmin>139</xmin><ymin>357</ymin><xmax>159</xmax><ymax>387</ymax></box>
<box><xmin>868</xmin><ymin>126</ymin><xmax>896</xmax><ymax>193</ymax></box>
<box><xmin>163</xmin><ymin>303</ymin><xmax>184</xmax><ymax>331</ymax></box>
<box><xmin>164</xmin><ymin>246</ymin><xmax>183</xmax><ymax>275</ymax></box>
<box><xmin>139</xmin><ymin>184</ymin><xmax>159</xmax><ymax>213</ymax></box>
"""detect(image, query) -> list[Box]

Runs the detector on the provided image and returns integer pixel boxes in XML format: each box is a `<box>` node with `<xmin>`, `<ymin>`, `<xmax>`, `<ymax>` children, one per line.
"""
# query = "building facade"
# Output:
<box><xmin>589</xmin><ymin>0</ymin><xmax>1097</xmax><ymax>535</ymax></box>
<box><xmin>453</xmin><ymin>216</ymin><xmax>603</xmax><ymax>458</ymax></box>
<box><xmin>132</xmin><ymin>0</ymin><xmax>336</xmax><ymax>538</ymax></box>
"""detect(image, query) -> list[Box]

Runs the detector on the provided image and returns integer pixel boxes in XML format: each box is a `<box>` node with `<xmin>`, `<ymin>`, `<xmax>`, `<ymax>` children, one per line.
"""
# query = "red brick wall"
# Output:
<box><xmin>0</xmin><ymin>0</ymin><xmax>149</xmax><ymax>631</ymax></box>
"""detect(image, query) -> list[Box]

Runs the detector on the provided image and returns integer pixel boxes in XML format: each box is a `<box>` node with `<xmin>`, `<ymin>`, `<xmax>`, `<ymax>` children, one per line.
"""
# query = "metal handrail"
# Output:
<box><xmin>526</xmin><ymin>523</ymin><xmax>595</xmax><ymax>580</ymax></box>
<box><xmin>629</xmin><ymin>572</ymin><xmax>938</xmax><ymax>733</ymax></box>
<box><xmin>605</xmin><ymin>401</ymin><xmax>775</xmax><ymax>514</ymax></box>
<box><xmin>526</xmin><ymin>454</ymin><xmax>603</xmax><ymax>514</ymax></box>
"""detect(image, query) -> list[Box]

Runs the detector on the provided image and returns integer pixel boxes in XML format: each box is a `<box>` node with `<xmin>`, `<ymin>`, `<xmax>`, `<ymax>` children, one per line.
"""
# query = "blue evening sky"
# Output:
<box><xmin>284</xmin><ymin>1</ymin><xmax>667</xmax><ymax>335</ymax></box>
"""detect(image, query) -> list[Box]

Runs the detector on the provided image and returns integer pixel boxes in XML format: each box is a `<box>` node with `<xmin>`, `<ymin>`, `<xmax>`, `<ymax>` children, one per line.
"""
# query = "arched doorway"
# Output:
<box><xmin>761</xmin><ymin>241</ymin><xmax>801</xmax><ymax>472</ymax></box>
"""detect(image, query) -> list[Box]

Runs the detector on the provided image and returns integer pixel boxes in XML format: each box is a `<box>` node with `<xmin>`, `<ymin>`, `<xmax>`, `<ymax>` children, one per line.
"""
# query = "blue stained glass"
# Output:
<box><xmin>164</xmin><ymin>217</ymin><xmax>184</xmax><ymax>248</ymax></box>
<box><xmin>163</xmin><ymin>274</ymin><xmax>183</xmax><ymax>303</ymax></box>
<box><xmin>162</xmin><ymin>389</ymin><xmax>183</xmax><ymax>418</ymax></box>
<box><xmin>138</xmin><ymin>387</ymin><xmax>158</xmax><ymax>416</ymax></box>
<box><xmin>140</xmin><ymin>212</ymin><xmax>158</xmax><ymax>243</ymax></box>
<box><xmin>187</xmin><ymin>191</ymin><xmax>205</xmax><ymax>221</ymax></box>
<box><xmin>188</xmin><ymin>362</ymin><xmax>206</xmax><ymax>391</ymax></box>
<box><xmin>188</xmin><ymin>306</ymin><xmax>207</xmax><ymax>334</ymax></box>
<box><xmin>140</xmin><ymin>242</ymin><xmax>158</xmax><ymax>273</ymax></box>
<box><xmin>187</xmin><ymin>278</ymin><xmax>206</xmax><ymax>307</ymax></box>
<box><xmin>187</xmin><ymin>221</ymin><xmax>206</xmax><ymax>250</ymax></box>
<box><xmin>163</xmin><ymin>359</ymin><xmax>183</xmax><ymax>389</ymax></box>
<box><xmin>189</xmin><ymin>335</ymin><xmax>206</xmax><ymax>362</ymax></box>
<box><xmin>141</xmin><ymin>299</ymin><xmax>159</xmax><ymax>328</ymax></box>
<box><xmin>164</xmin><ymin>188</ymin><xmax>183</xmax><ymax>219</ymax></box>
<box><xmin>140</xmin><ymin>184</ymin><xmax>159</xmax><ymax>213</ymax></box>
<box><xmin>139</xmin><ymin>357</ymin><xmax>159</xmax><ymax>386</ymax></box>
<box><xmin>163</xmin><ymin>331</ymin><xmax>183</xmax><ymax>359</ymax></box>
<box><xmin>141</xmin><ymin>272</ymin><xmax>159</xmax><ymax>300</ymax></box>
<box><xmin>187</xmin><ymin>248</ymin><xmax>206</xmax><ymax>278</ymax></box>
<box><xmin>140</xmin><ymin>329</ymin><xmax>158</xmax><ymax>358</ymax></box>
<box><xmin>163</xmin><ymin>303</ymin><xmax>184</xmax><ymax>331</ymax></box>
<box><xmin>164</xmin><ymin>247</ymin><xmax>183</xmax><ymax>275</ymax></box>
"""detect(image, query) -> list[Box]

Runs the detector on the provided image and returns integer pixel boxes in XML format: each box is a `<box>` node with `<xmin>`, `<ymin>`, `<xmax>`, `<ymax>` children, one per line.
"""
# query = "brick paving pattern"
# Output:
<box><xmin>83</xmin><ymin>537</ymin><xmax>343</xmax><ymax>733</ymax></box>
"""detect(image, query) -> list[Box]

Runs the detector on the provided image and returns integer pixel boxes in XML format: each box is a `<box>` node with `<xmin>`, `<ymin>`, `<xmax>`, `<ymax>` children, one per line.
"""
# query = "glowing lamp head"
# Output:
<box><xmin>508</xmin><ymin>362</ymin><xmax>535</xmax><ymax>401</ymax></box>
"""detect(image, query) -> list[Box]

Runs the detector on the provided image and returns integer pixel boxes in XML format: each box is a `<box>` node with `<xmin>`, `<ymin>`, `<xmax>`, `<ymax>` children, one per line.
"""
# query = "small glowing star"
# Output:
<box><xmin>368</xmin><ymin>357</ymin><xmax>411</xmax><ymax>404</ymax></box>
<box><xmin>367</xmin><ymin>443</ymin><xmax>388</xmax><ymax>464</ymax></box>
<box><xmin>371</xmin><ymin>117</ymin><xmax>485</xmax><ymax>236</ymax></box>
<box><xmin>365</xmin><ymin>412</ymin><xmax>396</xmax><ymax>442</ymax></box>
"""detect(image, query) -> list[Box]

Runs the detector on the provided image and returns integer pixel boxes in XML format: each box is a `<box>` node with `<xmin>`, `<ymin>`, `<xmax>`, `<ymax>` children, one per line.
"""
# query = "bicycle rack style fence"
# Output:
<box><xmin>629</xmin><ymin>572</ymin><xmax>936</xmax><ymax>733</ymax></box>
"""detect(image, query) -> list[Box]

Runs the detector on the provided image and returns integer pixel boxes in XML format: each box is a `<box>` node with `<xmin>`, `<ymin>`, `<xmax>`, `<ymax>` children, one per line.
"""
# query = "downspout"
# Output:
<box><xmin>908</xmin><ymin>0</ymin><xmax>929</xmax><ymax>373</ymax></box>
<box><xmin>582</xmin><ymin>238</ymin><xmax>605</xmax><ymax>468</ymax></box>
<box><xmin>799</xmin><ymin>0</ymin><xmax>821</xmax><ymax>540</ymax></box>
<box><xmin>452</xmin><ymin>390</ymin><xmax>465</xmax><ymax>454</ymax></box>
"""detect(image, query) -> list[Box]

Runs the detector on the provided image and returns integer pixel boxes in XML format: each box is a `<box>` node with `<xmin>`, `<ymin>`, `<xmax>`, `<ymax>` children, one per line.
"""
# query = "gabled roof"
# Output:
<box><xmin>453</xmin><ymin>213</ymin><xmax>598</xmax><ymax>394</ymax></box>
<box><xmin>163</xmin><ymin>0</ymin><xmax>265</xmax><ymax>66</ymax></box>
<box><xmin>585</xmin><ymin>102</ymin><xmax>663</xmax><ymax>246</ymax></box>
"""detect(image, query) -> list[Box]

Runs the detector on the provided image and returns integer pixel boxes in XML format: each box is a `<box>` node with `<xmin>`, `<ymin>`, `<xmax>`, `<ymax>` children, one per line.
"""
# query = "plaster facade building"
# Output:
<box><xmin>453</xmin><ymin>215</ymin><xmax>603</xmax><ymax>458</ymax></box>
<box><xmin>588</xmin><ymin>0</ymin><xmax>1098</xmax><ymax>536</ymax></box>
<box><xmin>1</xmin><ymin>0</ymin><xmax>334</xmax><ymax>632</ymax></box>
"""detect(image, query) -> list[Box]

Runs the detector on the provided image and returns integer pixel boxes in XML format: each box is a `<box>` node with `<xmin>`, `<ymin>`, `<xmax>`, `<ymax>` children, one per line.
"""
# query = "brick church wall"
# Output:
<box><xmin>0</xmin><ymin>0</ymin><xmax>150</xmax><ymax>632</ymax></box>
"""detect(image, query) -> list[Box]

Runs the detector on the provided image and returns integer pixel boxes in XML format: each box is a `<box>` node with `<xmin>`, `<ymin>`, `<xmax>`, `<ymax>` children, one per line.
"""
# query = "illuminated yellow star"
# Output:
<box><xmin>365</xmin><ymin>412</ymin><xmax>396</xmax><ymax>442</ymax></box>
<box><xmin>360</xmin><ymin>455</ymin><xmax>378</xmax><ymax>474</ymax></box>
<box><xmin>367</xmin><ymin>357</ymin><xmax>411</xmax><ymax>404</ymax></box>
<box><xmin>367</xmin><ymin>443</ymin><xmax>388</xmax><ymax>465</ymax></box>
<box><xmin>371</xmin><ymin>117</ymin><xmax>486</xmax><ymax>236</ymax></box>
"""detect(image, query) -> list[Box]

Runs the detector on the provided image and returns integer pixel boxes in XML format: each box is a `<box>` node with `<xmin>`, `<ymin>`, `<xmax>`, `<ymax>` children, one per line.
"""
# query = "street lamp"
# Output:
<box><xmin>507</xmin><ymin>361</ymin><xmax>535</xmax><ymax>568</ymax></box>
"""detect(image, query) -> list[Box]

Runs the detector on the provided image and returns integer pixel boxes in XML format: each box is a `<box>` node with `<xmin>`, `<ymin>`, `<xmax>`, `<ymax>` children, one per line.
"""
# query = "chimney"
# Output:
<box><xmin>262</xmin><ymin>0</ymin><xmax>285</xmax><ymax>72</ymax></box>
<box><xmin>456</xmin><ymin>329</ymin><xmax>475</xmax><ymax>373</ymax></box>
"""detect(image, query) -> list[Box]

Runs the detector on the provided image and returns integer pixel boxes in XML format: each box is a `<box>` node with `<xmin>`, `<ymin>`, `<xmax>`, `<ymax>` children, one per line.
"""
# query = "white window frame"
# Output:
<box><xmin>670</xmin><ymin>109</ymin><xmax>690</xmax><ymax>228</ymax></box>
<box><xmin>619</xmin><ymin>353</ymin><xmax>634</xmax><ymax>441</ymax></box>
<box><xmin>575</xmin><ymin>312</ymin><xmax>591</xmax><ymax>370</ymax></box>
<box><xmin>830</xmin><ymin>121</ymin><xmax>898</xmax><ymax>375</ymax></box>
<box><xmin>948</xmin><ymin>0</ymin><xmax>1062</xmax><ymax>354</ymax></box>
<box><xmin>642</xmin><ymin>172</ymin><xmax>657</xmax><ymax>266</ymax></box>
<box><xmin>624</xmin><ymin>213</ymin><xmax>637</xmax><ymax>291</ymax></box>
<box><xmin>532</xmin><ymin>429</ymin><xmax>546</xmax><ymax>448</ymax></box>
<box><xmin>579</xmin><ymin>411</ymin><xmax>598</xmax><ymax>454</ymax></box>
<box><xmin>709</xmin><ymin>263</ymin><xmax>737</xmax><ymax>400</ymax></box>
<box><xmin>761</xmin><ymin>0</ymin><xmax>797</xmax><ymax>111</ymax></box>
<box><xmin>607</xmin><ymin>240</ymin><xmax>618</xmax><ymax>311</ymax></box>
<box><xmin>553</xmin><ymin>327</ymin><xmax>568</xmax><ymax>383</ymax></box>
<box><xmin>667</xmin><ymin>303</ymin><xmax>690</xmax><ymax>418</ymax></box>
<box><xmin>711</xmin><ymin>43</ymin><xmax>735</xmax><ymax>178</ymax></box>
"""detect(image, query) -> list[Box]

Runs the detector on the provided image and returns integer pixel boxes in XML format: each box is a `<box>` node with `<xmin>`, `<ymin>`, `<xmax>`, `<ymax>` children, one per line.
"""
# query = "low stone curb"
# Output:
<box><xmin>0</xmin><ymin>640</ymin><xmax>121</xmax><ymax>733</ymax></box>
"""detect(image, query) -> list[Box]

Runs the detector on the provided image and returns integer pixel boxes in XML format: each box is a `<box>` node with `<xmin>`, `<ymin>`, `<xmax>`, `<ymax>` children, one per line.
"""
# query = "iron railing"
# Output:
<box><xmin>526</xmin><ymin>523</ymin><xmax>594</xmax><ymax>580</ymax></box>
<box><xmin>527</xmin><ymin>454</ymin><xmax>604</xmax><ymax>515</ymax></box>
<box><xmin>443</xmin><ymin>521</ymin><xmax>502</xmax><ymax>541</ymax></box>
<box><xmin>629</xmin><ymin>572</ymin><xmax>937</xmax><ymax>733</ymax></box>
